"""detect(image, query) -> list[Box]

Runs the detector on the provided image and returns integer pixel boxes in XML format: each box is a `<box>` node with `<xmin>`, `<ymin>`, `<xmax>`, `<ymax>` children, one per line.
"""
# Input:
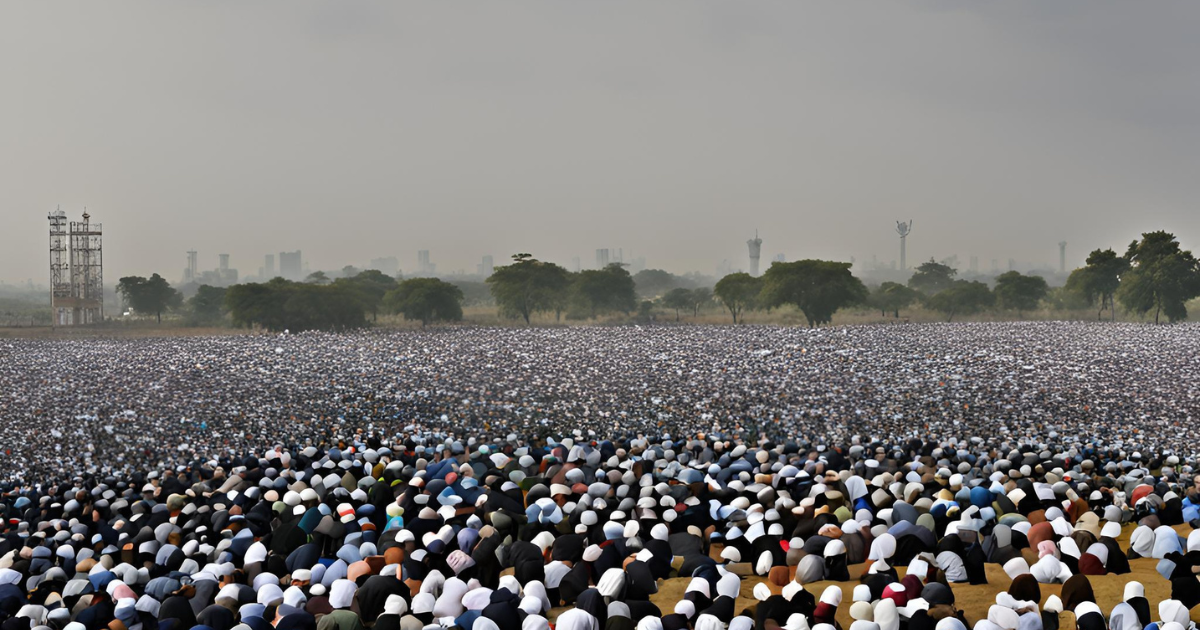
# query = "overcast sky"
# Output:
<box><xmin>2</xmin><ymin>2</ymin><xmax>1198</xmax><ymax>284</ymax></box>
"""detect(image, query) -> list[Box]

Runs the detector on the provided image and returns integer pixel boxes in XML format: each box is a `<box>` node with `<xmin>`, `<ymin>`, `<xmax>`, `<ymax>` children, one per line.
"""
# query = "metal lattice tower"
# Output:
<box><xmin>69</xmin><ymin>211</ymin><xmax>104</xmax><ymax>324</ymax></box>
<box><xmin>48</xmin><ymin>210</ymin><xmax>71</xmax><ymax>325</ymax></box>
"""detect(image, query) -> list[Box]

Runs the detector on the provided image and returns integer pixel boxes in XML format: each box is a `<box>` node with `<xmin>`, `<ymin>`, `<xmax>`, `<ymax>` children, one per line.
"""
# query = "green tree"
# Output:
<box><xmin>1117</xmin><ymin>231</ymin><xmax>1200</xmax><ymax>323</ymax></box>
<box><xmin>1065</xmin><ymin>248</ymin><xmax>1130</xmax><ymax>321</ymax></box>
<box><xmin>1043</xmin><ymin>285</ymin><xmax>1093</xmax><ymax>313</ymax></box>
<box><xmin>486</xmin><ymin>254</ymin><xmax>572</xmax><ymax>325</ymax></box>
<box><xmin>283</xmin><ymin>283</ymin><xmax>367</xmax><ymax>331</ymax></box>
<box><xmin>572</xmin><ymin>264</ymin><xmax>637</xmax><ymax>319</ymax></box>
<box><xmin>452</xmin><ymin>281</ymin><xmax>495</xmax><ymax>307</ymax></box>
<box><xmin>759</xmin><ymin>260</ymin><xmax>868</xmax><ymax>327</ymax></box>
<box><xmin>690</xmin><ymin>287</ymin><xmax>714</xmax><ymax>317</ymax></box>
<box><xmin>713</xmin><ymin>273</ymin><xmax>761</xmax><ymax>324</ymax></box>
<box><xmin>927</xmin><ymin>280</ymin><xmax>994</xmax><ymax>322</ymax></box>
<box><xmin>226</xmin><ymin>280</ymin><xmax>285</xmax><ymax>330</ymax></box>
<box><xmin>226</xmin><ymin>279</ymin><xmax>366</xmax><ymax>331</ymax></box>
<box><xmin>993</xmin><ymin>271</ymin><xmax>1049</xmax><ymax>316</ymax></box>
<box><xmin>117</xmin><ymin>274</ymin><xmax>183</xmax><ymax>323</ymax></box>
<box><xmin>334</xmin><ymin>269</ymin><xmax>398</xmax><ymax>322</ymax></box>
<box><xmin>908</xmin><ymin>259</ymin><xmax>957</xmax><ymax>295</ymax></box>
<box><xmin>869</xmin><ymin>282</ymin><xmax>921</xmax><ymax>318</ymax></box>
<box><xmin>187</xmin><ymin>285</ymin><xmax>228</xmax><ymax>324</ymax></box>
<box><xmin>632</xmin><ymin>269</ymin><xmax>682</xmax><ymax>298</ymax></box>
<box><xmin>637</xmin><ymin>300</ymin><xmax>654</xmax><ymax>321</ymax></box>
<box><xmin>661</xmin><ymin>287</ymin><xmax>694</xmax><ymax>321</ymax></box>
<box><xmin>305</xmin><ymin>271</ymin><xmax>331</xmax><ymax>285</ymax></box>
<box><xmin>385</xmin><ymin>277</ymin><xmax>464</xmax><ymax>327</ymax></box>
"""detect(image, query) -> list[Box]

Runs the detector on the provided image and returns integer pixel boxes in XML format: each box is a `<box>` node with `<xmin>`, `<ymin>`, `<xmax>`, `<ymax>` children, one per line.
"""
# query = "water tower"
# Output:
<box><xmin>747</xmin><ymin>231</ymin><xmax>762</xmax><ymax>276</ymax></box>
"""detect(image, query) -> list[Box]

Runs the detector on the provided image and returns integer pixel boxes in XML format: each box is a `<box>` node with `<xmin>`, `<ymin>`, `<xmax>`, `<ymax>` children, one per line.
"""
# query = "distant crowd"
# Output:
<box><xmin>1</xmin><ymin>323</ymin><xmax>1198</xmax><ymax>630</ymax></box>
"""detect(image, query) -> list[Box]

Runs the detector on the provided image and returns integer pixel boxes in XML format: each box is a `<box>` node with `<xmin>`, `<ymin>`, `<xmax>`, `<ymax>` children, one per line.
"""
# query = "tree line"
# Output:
<box><xmin>862</xmin><ymin>230</ymin><xmax>1200</xmax><ymax>323</ymax></box>
<box><xmin>113</xmin><ymin>230</ymin><xmax>1200</xmax><ymax>329</ymax></box>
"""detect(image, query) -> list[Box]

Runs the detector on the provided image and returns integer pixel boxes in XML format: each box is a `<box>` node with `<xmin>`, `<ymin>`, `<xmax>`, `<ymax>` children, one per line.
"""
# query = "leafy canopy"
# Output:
<box><xmin>117</xmin><ymin>274</ymin><xmax>182</xmax><ymax>323</ymax></box>
<box><xmin>759</xmin><ymin>260</ymin><xmax>868</xmax><ymax>327</ymax></box>
<box><xmin>713</xmin><ymin>273</ymin><xmax>761</xmax><ymax>324</ymax></box>
<box><xmin>908</xmin><ymin>259</ymin><xmax>957</xmax><ymax>295</ymax></box>
<box><xmin>993</xmin><ymin>271</ymin><xmax>1049</xmax><ymax>314</ymax></box>
<box><xmin>486</xmin><ymin>254</ymin><xmax>571</xmax><ymax>324</ymax></box>
<box><xmin>572</xmin><ymin>264</ymin><xmax>637</xmax><ymax>318</ymax></box>
<box><xmin>927</xmin><ymin>280</ymin><xmax>994</xmax><ymax>322</ymax></box>
<box><xmin>1117</xmin><ymin>231</ymin><xmax>1200</xmax><ymax>323</ymax></box>
<box><xmin>385</xmin><ymin>277</ymin><xmax>463</xmax><ymax>326</ymax></box>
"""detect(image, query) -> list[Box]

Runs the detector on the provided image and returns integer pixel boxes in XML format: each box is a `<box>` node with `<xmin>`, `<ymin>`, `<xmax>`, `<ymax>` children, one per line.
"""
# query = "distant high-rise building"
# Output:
<box><xmin>279</xmin><ymin>251</ymin><xmax>302</xmax><ymax>280</ymax></box>
<box><xmin>571</xmin><ymin>257</ymin><xmax>581</xmax><ymax>273</ymax></box>
<box><xmin>264</xmin><ymin>254</ymin><xmax>275</xmax><ymax>278</ymax></box>
<box><xmin>219</xmin><ymin>254</ymin><xmax>230</xmax><ymax>271</ymax></box>
<box><xmin>477</xmin><ymin>255</ymin><xmax>494</xmax><ymax>278</ymax></box>
<box><xmin>1058</xmin><ymin>242</ymin><xmax>1067</xmax><ymax>273</ymax></box>
<box><xmin>747</xmin><ymin>232</ymin><xmax>762</xmax><ymax>276</ymax></box>
<box><xmin>595</xmin><ymin>249</ymin><xmax>610</xmax><ymax>269</ymax></box>
<box><xmin>369</xmin><ymin>256</ymin><xmax>400</xmax><ymax>277</ymax></box>
<box><xmin>185</xmin><ymin>250</ymin><xmax>198</xmax><ymax>284</ymax></box>
<box><xmin>1008</xmin><ymin>258</ymin><xmax>1016</xmax><ymax>272</ymax></box>
<box><xmin>416</xmin><ymin>250</ymin><xmax>436</xmax><ymax>275</ymax></box>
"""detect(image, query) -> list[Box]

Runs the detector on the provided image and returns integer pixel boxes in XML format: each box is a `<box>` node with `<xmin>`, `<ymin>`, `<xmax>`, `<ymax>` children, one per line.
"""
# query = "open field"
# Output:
<box><xmin>4</xmin><ymin>298</ymin><xmax>1198</xmax><ymax>339</ymax></box>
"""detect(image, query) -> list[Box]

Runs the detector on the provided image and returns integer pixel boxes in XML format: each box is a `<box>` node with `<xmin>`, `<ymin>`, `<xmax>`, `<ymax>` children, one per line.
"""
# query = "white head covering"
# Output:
<box><xmin>1152</xmin><ymin>526</ymin><xmax>1182</xmax><ymax>558</ymax></box>
<box><xmin>636</xmin><ymin>617</ymin><xmax>664</xmax><ymax>630</ymax></box>
<box><xmin>868</xmin><ymin>534</ymin><xmax>896</xmax><ymax>563</ymax></box>
<box><xmin>716</xmin><ymin>572</ymin><xmax>741</xmax><ymax>599</ymax></box>
<box><xmin>555</xmin><ymin>608</ymin><xmax>598</xmax><ymax>630</ymax></box>
<box><xmin>820</xmin><ymin>585</ymin><xmax>843</xmax><ymax>606</ymax></box>
<box><xmin>936</xmin><ymin>551</ymin><xmax>968</xmax><ymax>582</ymax></box>
<box><xmin>1128</xmin><ymin>526</ymin><xmax>1154</xmax><ymax>556</ymax></box>
<box><xmin>1108</xmin><ymin>602</ymin><xmax>1141</xmax><ymax>630</ymax></box>
<box><xmin>524</xmin><ymin>616</ymin><xmax>551</xmax><ymax>630</ymax></box>
<box><xmin>874</xmin><ymin>599</ymin><xmax>900</xmax><ymax>630</ymax></box>
<box><xmin>986</xmin><ymin>605</ymin><xmax>1021</xmax><ymax>630</ymax></box>
<box><xmin>328</xmin><ymin>579</ymin><xmax>356</xmax><ymax>610</ymax></box>
<box><xmin>1159</xmin><ymin>599</ymin><xmax>1190</xmax><ymax>626</ymax></box>
<box><xmin>1029</xmin><ymin>556</ymin><xmax>1069</xmax><ymax>584</ymax></box>
<box><xmin>1003</xmin><ymin>558</ymin><xmax>1030</xmax><ymax>579</ymax></box>
<box><xmin>431</xmin><ymin>577</ymin><xmax>468</xmax><ymax>618</ymax></box>
<box><xmin>597</xmin><ymin>568</ymin><xmax>625</xmax><ymax>598</ymax></box>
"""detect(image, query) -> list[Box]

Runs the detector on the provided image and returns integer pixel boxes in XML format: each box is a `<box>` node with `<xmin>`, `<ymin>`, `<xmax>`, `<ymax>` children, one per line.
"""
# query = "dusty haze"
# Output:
<box><xmin>2</xmin><ymin>2</ymin><xmax>1198</xmax><ymax>284</ymax></box>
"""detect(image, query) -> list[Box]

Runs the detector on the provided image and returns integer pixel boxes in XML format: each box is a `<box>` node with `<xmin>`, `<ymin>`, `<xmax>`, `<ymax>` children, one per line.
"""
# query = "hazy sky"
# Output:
<box><xmin>3</xmin><ymin>2</ymin><xmax>1198</xmax><ymax>284</ymax></box>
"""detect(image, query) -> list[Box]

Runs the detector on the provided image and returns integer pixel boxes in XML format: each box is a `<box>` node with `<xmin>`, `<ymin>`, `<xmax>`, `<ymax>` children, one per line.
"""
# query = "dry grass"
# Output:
<box><xmin>0</xmin><ymin>324</ymin><xmax>256</xmax><ymax>340</ymax></box>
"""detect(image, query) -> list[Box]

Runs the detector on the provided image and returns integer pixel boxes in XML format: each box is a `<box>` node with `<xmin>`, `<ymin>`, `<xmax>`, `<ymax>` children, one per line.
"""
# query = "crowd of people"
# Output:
<box><xmin>0</xmin><ymin>322</ymin><xmax>1198</xmax><ymax>630</ymax></box>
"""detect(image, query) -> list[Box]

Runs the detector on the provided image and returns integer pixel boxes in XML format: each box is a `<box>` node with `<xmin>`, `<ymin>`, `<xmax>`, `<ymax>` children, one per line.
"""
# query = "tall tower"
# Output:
<box><xmin>68</xmin><ymin>211</ymin><xmax>104</xmax><ymax>324</ymax></box>
<box><xmin>186</xmin><ymin>250</ymin><xmax>198</xmax><ymax>283</ymax></box>
<box><xmin>48</xmin><ymin>210</ymin><xmax>71</xmax><ymax>326</ymax></box>
<box><xmin>747</xmin><ymin>231</ymin><xmax>762</xmax><ymax>276</ymax></box>
<box><xmin>895</xmin><ymin>220</ymin><xmax>913</xmax><ymax>270</ymax></box>
<box><xmin>1058</xmin><ymin>241</ymin><xmax>1067</xmax><ymax>273</ymax></box>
